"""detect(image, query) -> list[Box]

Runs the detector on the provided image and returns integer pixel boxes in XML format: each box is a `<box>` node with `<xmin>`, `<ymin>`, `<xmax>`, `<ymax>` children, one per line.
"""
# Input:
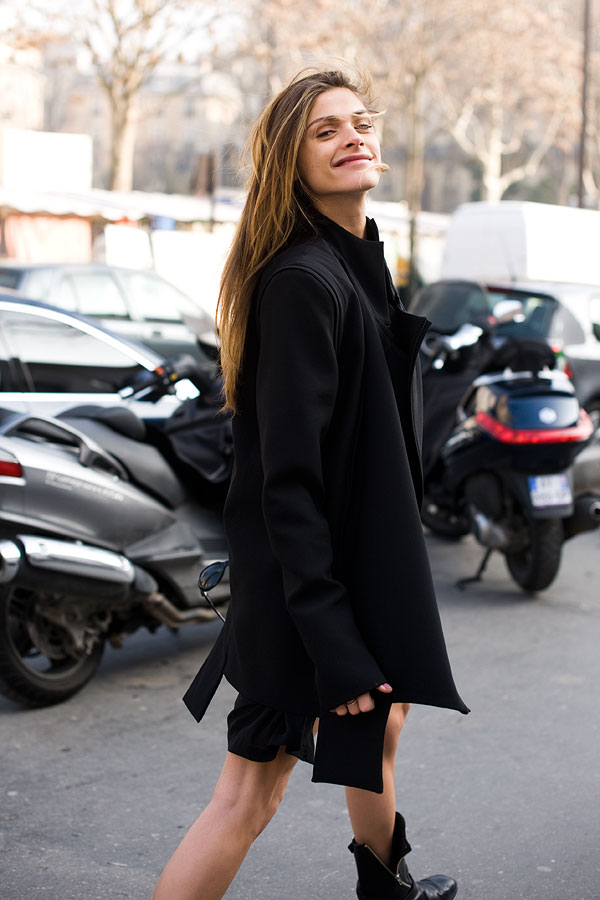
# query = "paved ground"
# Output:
<box><xmin>1</xmin><ymin>529</ymin><xmax>599</xmax><ymax>900</ymax></box>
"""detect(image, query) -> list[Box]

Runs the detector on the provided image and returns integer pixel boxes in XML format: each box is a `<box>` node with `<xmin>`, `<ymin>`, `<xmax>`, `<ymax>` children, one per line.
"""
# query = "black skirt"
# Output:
<box><xmin>227</xmin><ymin>694</ymin><xmax>316</xmax><ymax>764</ymax></box>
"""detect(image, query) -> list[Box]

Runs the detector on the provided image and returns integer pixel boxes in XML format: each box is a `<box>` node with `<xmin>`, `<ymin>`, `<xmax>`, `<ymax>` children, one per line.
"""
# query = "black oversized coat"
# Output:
<box><xmin>184</xmin><ymin>216</ymin><xmax>468</xmax><ymax>792</ymax></box>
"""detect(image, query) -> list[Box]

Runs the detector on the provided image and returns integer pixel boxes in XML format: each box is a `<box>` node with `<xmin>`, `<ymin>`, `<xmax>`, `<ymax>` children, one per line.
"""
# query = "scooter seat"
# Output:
<box><xmin>60</xmin><ymin>413</ymin><xmax>185</xmax><ymax>510</ymax></box>
<box><xmin>60</xmin><ymin>405</ymin><xmax>146</xmax><ymax>442</ymax></box>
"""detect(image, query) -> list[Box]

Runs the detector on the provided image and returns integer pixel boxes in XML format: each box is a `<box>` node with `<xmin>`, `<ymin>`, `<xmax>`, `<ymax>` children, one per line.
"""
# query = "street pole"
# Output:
<box><xmin>577</xmin><ymin>0</ymin><xmax>591</xmax><ymax>207</ymax></box>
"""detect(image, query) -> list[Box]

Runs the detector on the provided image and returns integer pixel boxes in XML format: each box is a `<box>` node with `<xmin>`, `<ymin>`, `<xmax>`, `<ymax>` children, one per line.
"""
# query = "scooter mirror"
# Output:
<box><xmin>446</xmin><ymin>323</ymin><xmax>483</xmax><ymax>351</ymax></box>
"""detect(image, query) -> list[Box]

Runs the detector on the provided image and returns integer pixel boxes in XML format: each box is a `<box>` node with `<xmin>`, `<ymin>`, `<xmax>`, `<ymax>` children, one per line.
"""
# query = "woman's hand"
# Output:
<box><xmin>331</xmin><ymin>682</ymin><xmax>392</xmax><ymax>716</ymax></box>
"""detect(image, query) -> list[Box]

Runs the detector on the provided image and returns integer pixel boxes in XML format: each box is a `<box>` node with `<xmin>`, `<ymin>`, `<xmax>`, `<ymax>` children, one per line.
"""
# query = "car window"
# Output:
<box><xmin>489</xmin><ymin>291</ymin><xmax>558</xmax><ymax>340</ymax></box>
<box><xmin>0</xmin><ymin>321</ymin><xmax>21</xmax><ymax>390</ymax></box>
<box><xmin>0</xmin><ymin>269</ymin><xmax>24</xmax><ymax>290</ymax></box>
<box><xmin>590</xmin><ymin>296</ymin><xmax>600</xmax><ymax>342</ymax></box>
<box><xmin>413</xmin><ymin>283</ymin><xmax>559</xmax><ymax>339</ymax></box>
<box><xmin>48</xmin><ymin>274</ymin><xmax>78</xmax><ymax>312</ymax></box>
<box><xmin>19</xmin><ymin>268</ymin><xmax>56</xmax><ymax>300</ymax></box>
<box><xmin>53</xmin><ymin>272</ymin><xmax>129</xmax><ymax>318</ymax></box>
<box><xmin>549</xmin><ymin>301</ymin><xmax>586</xmax><ymax>345</ymax></box>
<box><xmin>119</xmin><ymin>270</ymin><xmax>196</xmax><ymax>321</ymax></box>
<box><xmin>0</xmin><ymin>267</ymin><xmax>56</xmax><ymax>299</ymax></box>
<box><xmin>0</xmin><ymin>308</ymin><xmax>146</xmax><ymax>392</ymax></box>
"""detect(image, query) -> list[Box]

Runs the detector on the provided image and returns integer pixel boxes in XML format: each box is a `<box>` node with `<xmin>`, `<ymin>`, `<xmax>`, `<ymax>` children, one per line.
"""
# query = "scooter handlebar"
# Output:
<box><xmin>119</xmin><ymin>355</ymin><xmax>219</xmax><ymax>401</ymax></box>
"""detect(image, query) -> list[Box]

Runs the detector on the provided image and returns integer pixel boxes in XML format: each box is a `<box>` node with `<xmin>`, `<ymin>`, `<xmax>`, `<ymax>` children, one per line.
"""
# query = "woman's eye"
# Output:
<box><xmin>356</xmin><ymin>121</ymin><xmax>374</xmax><ymax>131</ymax></box>
<box><xmin>317</xmin><ymin>128</ymin><xmax>335</xmax><ymax>138</ymax></box>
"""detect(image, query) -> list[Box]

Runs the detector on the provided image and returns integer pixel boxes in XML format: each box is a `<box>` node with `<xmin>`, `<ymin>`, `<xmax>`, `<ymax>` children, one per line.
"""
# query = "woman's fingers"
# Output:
<box><xmin>355</xmin><ymin>692</ymin><xmax>374</xmax><ymax>713</ymax></box>
<box><xmin>330</xmin><ymin>685</ymin><xmax>394</xmax><ymax>716</ymax></box>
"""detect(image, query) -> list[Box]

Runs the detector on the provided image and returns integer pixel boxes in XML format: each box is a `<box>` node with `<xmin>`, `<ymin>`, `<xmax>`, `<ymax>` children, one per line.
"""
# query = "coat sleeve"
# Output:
<box><xmin>255</xmin><ymin>266</ymin><xmax>386</xmax><ymax>711</ymax></box>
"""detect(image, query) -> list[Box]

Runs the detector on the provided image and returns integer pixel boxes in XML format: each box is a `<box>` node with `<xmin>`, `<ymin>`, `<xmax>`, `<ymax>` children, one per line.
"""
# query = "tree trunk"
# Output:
<box><xmin>405</xmin><ymin>76</ymin><xmax>425</xmax><ymax>298</ymax></box>
<box><xmin>481</xmin><ymin>104</ymin><xmax>504</xmax><ymax>202</ymax></box>
<box><xmin>110</xmin><ymin>99</ymin><xmax>138</xmax><ymax>193</ymax></box>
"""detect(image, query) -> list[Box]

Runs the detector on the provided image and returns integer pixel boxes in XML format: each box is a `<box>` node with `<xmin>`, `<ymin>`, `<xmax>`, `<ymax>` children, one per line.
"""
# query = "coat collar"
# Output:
<box><xmin>314</xmin><ymin>214</ymin><xmax>390</xmax><ymax>320</ymax></box>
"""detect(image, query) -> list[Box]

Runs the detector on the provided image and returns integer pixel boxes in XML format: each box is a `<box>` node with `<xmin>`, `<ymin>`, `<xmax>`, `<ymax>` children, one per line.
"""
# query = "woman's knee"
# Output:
<box><xmin>383</xmin><ymin>702</ymin><xmax>410</xmax><ymax>759</ymax></box>
<box><xmin>211</xmin><ymin>751</ymin><xmax>296</xmax><ymax>837</ymax></box>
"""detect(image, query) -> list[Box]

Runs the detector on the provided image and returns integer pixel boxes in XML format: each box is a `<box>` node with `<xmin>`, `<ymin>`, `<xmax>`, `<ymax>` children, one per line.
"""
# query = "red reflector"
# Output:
<box><xmin>476</xmin><ymin>409</ymin><xmax>593</xmax><ymax>444</ymax></box>
<box><xmin>0</xmin><ymin>460</ymin><xmax>23</xmax><ymax>477</ymax></box>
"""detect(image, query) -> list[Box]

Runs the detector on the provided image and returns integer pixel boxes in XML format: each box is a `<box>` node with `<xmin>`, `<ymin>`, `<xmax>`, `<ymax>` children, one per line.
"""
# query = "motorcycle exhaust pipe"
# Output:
<box><xmin>0</xmin><ymin>535</ymin><xmax>135</xmax><ymax>598</ymax></box>
<box><xmin>18</xmin><ymin>535</ymin><xmax>135</xmax><ymax>583</ymax></box>
<box><xmin>0</xmin><ymin>540</ymin><xmax>22</xmax><ymax>583</ymax></box>
<box><xmin>563</xmin><ymin>494</ymin><xmax>600</xmax><ymax>540</ymax></box>
<box><xmin>471</xmin><ymin>512</ymin><xmax>512</xmax><ymax>550</ymax></box>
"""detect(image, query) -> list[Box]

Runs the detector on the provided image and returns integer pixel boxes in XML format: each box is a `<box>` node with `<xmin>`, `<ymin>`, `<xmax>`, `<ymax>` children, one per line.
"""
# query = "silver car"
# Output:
<box><xmin>0</xmin><ymin>293</ymin><xmax>199</xmax><ymax>421</ymax></box>
<box><xmin>0</xmin><ymin>262</ymin><xmax>216</xmax><ymax>365</ymax></box>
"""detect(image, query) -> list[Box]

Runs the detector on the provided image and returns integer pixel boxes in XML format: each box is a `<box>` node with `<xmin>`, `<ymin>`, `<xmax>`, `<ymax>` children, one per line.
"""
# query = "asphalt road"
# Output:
<box><xmin>1</xmin><ymin>529</ymin><xmax>599</xmax><ymax>900</ymax></box>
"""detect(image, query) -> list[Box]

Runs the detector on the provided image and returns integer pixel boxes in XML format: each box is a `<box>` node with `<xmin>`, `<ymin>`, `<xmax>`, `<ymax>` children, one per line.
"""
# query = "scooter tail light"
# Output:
<box><xmin>0</xmin><ymin>449</ymin><xmax>23</xmax><ymax>478</ymax></box>
<box><xmin>476</xmin><ymin>409</ymin><xmax>594</xmax><ymax>444</ymax></box>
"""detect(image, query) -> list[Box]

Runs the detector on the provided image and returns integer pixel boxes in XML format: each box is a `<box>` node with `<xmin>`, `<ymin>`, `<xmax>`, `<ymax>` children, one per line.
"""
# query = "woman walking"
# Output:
<box><xmin>154</xmin><ymin>68</ymin><xmax>468</xmax><ymax>900</ymax></box>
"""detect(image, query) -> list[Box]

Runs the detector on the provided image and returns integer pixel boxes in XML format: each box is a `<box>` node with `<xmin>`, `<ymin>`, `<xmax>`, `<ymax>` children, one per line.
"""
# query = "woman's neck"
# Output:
<box><xmin>312</xmin><ymin>195</ymin><xmax>368</xmax><ymax>238</ymax></box>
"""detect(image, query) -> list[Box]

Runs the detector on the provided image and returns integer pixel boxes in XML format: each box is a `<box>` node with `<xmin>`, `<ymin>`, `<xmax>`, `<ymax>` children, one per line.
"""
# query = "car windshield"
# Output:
<box><xmin>487</xmin><ymin>289</ymin><xmax>558</xmax><ymax>339</ymax></box>
<box><xmin>120</xmin><ymin>270</ymin><xmax>198</xmax><ymax>321</ymax></box>
<box><xmin>412</xmin><ymin>281</ymin><xmax>557</xmax><ymax>338</ymax></box>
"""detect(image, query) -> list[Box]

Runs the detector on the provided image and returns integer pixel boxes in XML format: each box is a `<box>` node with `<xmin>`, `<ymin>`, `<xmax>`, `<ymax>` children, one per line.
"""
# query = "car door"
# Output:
<box><xmin>0</xmin><ymin>300</ymin><xmax>180</xmax><ymax>420</ymax></box>
<box><xmin>554</xmin><ymin>292</ymin><xmax>600</xmax><ymax>409</ymax></box>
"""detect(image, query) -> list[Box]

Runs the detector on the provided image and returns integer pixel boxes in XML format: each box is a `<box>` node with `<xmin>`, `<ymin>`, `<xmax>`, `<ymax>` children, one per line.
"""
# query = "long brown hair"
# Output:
<box><xmin>217</xmin><ymin>68</ymin><xmax>378</xmax><ymax>412</ymax></box>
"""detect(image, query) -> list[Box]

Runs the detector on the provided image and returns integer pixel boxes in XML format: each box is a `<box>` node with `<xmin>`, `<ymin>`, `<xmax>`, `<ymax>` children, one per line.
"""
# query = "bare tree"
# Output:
<box><xmin>231</xmin><ymin>0</ymin><xmax>349</xmax><ymax>108</ymax></box>
<box><xmin>78</xmin><ymin>0</ymin><xmax>227</xmax><ymax>191</ymax></box>
<box><xmin>279</xmin><ymin>0</ymin><xmax>470</xmax><ymax>289</ymax></box>
<box><xmin>577</xmin><ymin>1</ymin><xmax>600</xmax><ymax>207</ymax></box>
<box><xmin>357</xmin><ymin>0</ymin><xmax>469</xmax><ymax>290</ymax></box>
<box><xmin>436</xmin><ymin>0</ymin><xmax>579</xmax><ymax>203</ymax></box>
<box><xmin>14</xmin><ymin>0</ymin><xmax>225</xmax><ymax>191</ymax></box>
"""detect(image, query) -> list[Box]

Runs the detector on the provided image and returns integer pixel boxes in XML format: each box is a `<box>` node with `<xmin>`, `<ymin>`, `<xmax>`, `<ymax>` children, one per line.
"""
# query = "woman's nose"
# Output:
<box><xmin>345</xmin><ymin>129</ymin><xmax>365</xmax><ymax>146</ymax></box>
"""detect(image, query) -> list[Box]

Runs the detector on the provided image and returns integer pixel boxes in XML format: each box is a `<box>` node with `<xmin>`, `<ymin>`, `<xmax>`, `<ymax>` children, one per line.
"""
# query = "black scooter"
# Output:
<box><xmin>0</xmin><ymin>358</ymin><xmax>231</xmax><ymax>708</ymax></box>
<box><xmin>420</xmin><ymin>303</ymin><xmax>600</xmax><ymax>593</ymax></box>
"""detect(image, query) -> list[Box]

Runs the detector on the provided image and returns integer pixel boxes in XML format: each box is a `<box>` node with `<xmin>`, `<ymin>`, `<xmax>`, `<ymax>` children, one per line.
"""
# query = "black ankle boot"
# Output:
<box><xmin>348</xmin><ymin>812</ymin><xmax>457</xmax><ymax>900</ymax></box>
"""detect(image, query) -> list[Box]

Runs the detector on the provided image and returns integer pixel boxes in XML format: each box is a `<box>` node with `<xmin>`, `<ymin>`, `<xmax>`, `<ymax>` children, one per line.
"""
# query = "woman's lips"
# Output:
<box><xmin>334</xmin><ymin>155</ymin><xmax>373</xmax><ymax>167</ymax></box>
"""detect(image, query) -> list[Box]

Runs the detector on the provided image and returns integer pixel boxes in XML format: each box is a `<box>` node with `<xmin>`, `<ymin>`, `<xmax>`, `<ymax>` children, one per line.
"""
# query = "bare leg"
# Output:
<box><xmin>153</xmin><ymin>748</ymin><xmax>298</xmax><ymax>900</ymax></box>
<box><xmin>345</xmin><ymin>702</ymin><xmax>410</xmax><ymax>865</ymax></box>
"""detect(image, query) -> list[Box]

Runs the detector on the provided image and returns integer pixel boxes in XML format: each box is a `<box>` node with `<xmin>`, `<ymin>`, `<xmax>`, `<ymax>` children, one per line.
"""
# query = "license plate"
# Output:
<box><xmin>528</xmin><ymin>474</ymin><xmax>572</xmax><ymax>508</ymax></box>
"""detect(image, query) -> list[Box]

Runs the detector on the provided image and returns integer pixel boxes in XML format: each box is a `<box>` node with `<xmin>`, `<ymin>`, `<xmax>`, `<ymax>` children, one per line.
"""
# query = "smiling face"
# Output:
<box><xmin>297</xmin><ymin>87</ymin><xmax>382</xmax><ymax>214</ymax></box>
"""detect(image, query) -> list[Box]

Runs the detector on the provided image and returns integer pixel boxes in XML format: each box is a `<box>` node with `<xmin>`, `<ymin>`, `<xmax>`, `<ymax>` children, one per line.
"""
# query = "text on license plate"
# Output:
<box><xmin>528</xmin><ymin>474</ymin><xmax>572</xmax><ymax>508</ymax></box>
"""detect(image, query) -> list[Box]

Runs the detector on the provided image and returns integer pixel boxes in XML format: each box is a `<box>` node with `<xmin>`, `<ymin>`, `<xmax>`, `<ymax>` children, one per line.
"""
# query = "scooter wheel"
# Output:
<box><xmin>504</xmin><ymin>518</ymin><xmax>563</xmax><ymax>593</ymax></box>
<box><xmin>0</xmin><ymin>587</ymin><xmax>105</xmax><ymax>709</ymax></box>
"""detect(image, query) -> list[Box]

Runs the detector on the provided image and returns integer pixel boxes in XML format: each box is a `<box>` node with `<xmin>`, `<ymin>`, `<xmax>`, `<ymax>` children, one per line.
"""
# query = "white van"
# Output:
<box><xmin>440</xmin><ymin>201</ymin><xmax>600</xmax><ymax>285</ymax></box>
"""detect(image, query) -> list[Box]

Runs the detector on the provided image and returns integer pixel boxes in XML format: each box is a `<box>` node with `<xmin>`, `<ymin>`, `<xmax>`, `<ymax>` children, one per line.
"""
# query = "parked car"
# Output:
<box><xmin>0</xmin><ymin>262</ymin><xmax>217</xmax><ymax>364</ymax></box>
<box><xmin>410</xmin><ymin>279</ymin><xmax>600</xmax><ymax>427</ymax></box>
<box><xmin>0</xmin><ymin>292</ymin><xmax>203</xmax><ymax>421</ymax></box>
